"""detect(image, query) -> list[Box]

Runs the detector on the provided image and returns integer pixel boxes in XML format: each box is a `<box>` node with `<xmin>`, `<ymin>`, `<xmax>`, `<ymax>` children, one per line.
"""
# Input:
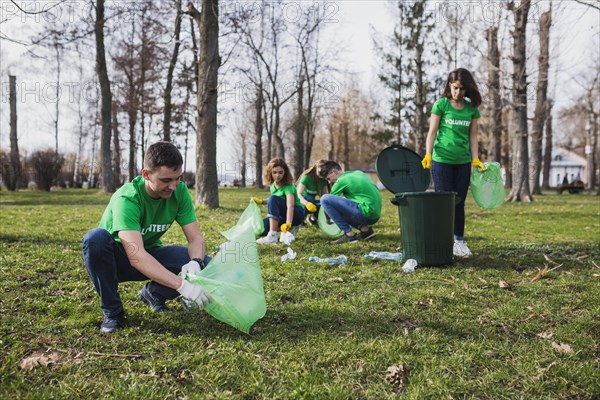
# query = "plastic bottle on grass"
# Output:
<box><xmin>364</xmin><ymin>251</ymin><xmax>403</xmax><ymax>262</ymax></box>
<box><xmin>308</xmin><ymin>255</ymin><xmax>347</xmax><ymax>265</ymax></box>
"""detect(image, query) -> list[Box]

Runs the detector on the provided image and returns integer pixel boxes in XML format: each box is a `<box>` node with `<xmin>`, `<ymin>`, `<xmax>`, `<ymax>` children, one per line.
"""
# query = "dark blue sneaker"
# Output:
<box><xmin>138</xmin><ymin>287</ymin><xmax>171</xmax><ymax>313</ymax></box>
<box><xmin>100</xmin><ymin>311</ymin><xmax>124</xmax><ymax>333</ymax></box>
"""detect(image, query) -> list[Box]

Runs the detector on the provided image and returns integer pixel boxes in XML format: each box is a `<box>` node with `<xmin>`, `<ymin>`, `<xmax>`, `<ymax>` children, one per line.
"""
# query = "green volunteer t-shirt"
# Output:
<box><xmin>98</xmin><ymin>175</ymin><xmax>197</xmax><ymax>249</ymax></box>
<box><xmin>431</xmin><ymin>97</ymin><xmax>481</xmax><ymax>164</ymax></box>
<box><xmin>330</xmin><ymin>171</ymin><xmax>382</xmax><ymax>220</ymax></box>
<box><xmin>269</xmin><ymin>182</ymin><xmax>302</xmax><ymax>207</ymax></box>
<box><xmin>299</xmin><ymin>174</ymin><xmax>327</xmax><ymax>196</ymax></box>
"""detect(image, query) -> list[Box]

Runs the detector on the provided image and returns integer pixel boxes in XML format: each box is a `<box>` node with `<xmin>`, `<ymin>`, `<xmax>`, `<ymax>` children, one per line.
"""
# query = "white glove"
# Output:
<box><xmin>181</xmin><ymin>259</ymin><xmax>201</xmax><ymax>278</ymax></box>
<box><xmin>177</xmin><ymin>280</ymin><xmax>212</xmax><ymax>309</ymax></box>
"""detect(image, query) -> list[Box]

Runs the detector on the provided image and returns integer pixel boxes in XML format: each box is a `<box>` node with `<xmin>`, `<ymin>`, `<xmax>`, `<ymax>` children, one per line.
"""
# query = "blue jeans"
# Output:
<box><xmin>261</xmin><ymin>195</ymin><xmax>306</xmax><ymax>235</ymax></box>
<box><xmin>82</xmin><ymin>228</ymin><xmax>211</xmax><ymax>318</ymax></box>
<box><xmin>303</xmin><ymin>194</ymin><xmax>320</xmax><ymax>211</ymax></box>
<box><xmin>320</xmin><ymin>194</ymin><xmax>379</xmax><ymax>234</ymax></box>
<box><xmin>431</xmin><ymin>161</ymin><xmax>471</xmax><ymax>240</ymax></box>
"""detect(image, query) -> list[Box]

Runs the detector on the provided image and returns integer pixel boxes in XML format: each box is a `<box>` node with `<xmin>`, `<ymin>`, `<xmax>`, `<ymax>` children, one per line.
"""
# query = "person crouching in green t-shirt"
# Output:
<box><xmin>254</xmin><ymin>158</ymin><xmax>306</xmax><ymax>244</ymax></box>
<box><xmin>297</xmin><ymin>160</ymin><xmax>329</xmax><ymax>225</ymax></box>
<box><xmin>318</xmin><ymin>161</ymin><xmax>382</xmax><ymax>244</ymax></box>
<box><xmin>82</xmin><ymin>142</ymin><xmax>212</xmax><ymax>333</ymax></box>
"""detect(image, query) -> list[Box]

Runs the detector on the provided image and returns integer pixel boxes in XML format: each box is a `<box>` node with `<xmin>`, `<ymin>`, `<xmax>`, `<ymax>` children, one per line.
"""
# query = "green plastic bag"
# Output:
<box><xmin>470</xmin><ymin>162</ymin><xmax>505</xmax><ymax>209</ymax></box>
<box><xmin>185</xmin><ymin>224</ymin><xmax>267</xmax><ymax>333</ymax></box>
<box><xmin>317</xmin><ymin>207</ymin><xmax>343</xmax><ymax>238</ymax></box>
<box><xmin>221</xmin><ymin>199</ymin><xmax>264</xmax><ymax>240</ymax></box>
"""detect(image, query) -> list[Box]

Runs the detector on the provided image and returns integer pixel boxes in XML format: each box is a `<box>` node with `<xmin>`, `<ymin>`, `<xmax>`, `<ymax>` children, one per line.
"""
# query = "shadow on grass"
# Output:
<box><xmin>0</xmin><ymin>233</ymin><xmax>80</xmax><ymax>248</ymax></box>
<box><xmin>122</xmin><ymin>304</ymin><xmax>428</xmax><ymax>342</ymax></box>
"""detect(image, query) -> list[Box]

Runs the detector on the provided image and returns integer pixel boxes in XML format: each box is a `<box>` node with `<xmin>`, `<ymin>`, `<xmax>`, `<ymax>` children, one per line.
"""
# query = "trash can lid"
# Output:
<box><xmin>376</xmin><ymin>145</ymin><xmax>430</xmax><ymax>193</ymax></box>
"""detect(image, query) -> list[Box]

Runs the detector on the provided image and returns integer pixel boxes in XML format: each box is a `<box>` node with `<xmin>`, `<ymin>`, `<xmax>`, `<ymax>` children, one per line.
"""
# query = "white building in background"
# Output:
<box><xmin>545</xmin><ymin>147</ymin><xmax>587</xmax><ymax>188</ymax></box>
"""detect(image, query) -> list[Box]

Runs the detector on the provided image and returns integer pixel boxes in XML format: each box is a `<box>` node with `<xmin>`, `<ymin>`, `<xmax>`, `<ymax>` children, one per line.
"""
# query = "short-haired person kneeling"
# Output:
<box><xmin>82</xmin><ymin>141</ymin><xmax>212</xmax><ymax>333</ymax></box>
<box><xmin>317</xmin><ymin>161</ymin><xmax>382</xmax><ymax>244</ymax></box>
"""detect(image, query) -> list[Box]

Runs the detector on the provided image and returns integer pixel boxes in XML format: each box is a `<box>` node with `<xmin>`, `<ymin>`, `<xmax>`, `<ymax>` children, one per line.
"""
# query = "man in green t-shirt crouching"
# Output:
<box><xmin>82</xmin><ymin>142</ymin><xmax>212</xmax><ymax>333</ymax></box>
<box><xmin>318</xmin><ymin>161</ymin><xmax>382</xmax><ymax>244</ymax></box>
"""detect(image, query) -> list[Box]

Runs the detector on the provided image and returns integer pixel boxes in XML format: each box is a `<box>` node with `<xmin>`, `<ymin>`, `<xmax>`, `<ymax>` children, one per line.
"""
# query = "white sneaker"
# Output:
<box><xmin>257</xmin><ymin>233</ymin><xmax>278</xmax><ymax>245</ymax></box>
<box><xmin>453</xmin><ymin>240</ymin><xmax>473</xmax><ymax>258</ymax></box>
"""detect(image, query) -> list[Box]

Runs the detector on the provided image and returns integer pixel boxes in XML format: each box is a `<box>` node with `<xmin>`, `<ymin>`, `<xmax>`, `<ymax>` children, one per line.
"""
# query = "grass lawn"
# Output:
<box><xmin>0</xmin><ymin>187</ymin><xmax>599</xmax><ymax>399</ymax></box>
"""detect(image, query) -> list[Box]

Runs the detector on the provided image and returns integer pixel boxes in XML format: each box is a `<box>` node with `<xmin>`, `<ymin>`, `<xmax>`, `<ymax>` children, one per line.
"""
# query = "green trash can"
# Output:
<box><xmin>376</xmin><ymin>145</ymin><xmax>456</xmax><ymax>265</ymax></box>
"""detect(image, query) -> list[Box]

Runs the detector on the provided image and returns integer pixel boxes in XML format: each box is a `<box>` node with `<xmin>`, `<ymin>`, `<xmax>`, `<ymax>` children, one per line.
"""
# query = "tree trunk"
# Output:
<box><xmin>8</xmin><ymin>75</ymin><xmax>21</xmax><ymax>191</ymax></box>
<box><xmin>413</xmin><ymin>43</ymin><xmax>426</xmax><ymax>155</ymax></box>
<box><xmin>541</xmin><ymin>99</ymin><xmax>554</xmax><ymax>189</ymax></box>
<box><xmin>327</xmin><ymin>120</ymin><xmax>336</xmax><ymax>161</ymax></box>
<box><xmin>127</xmin><ymin>106</ymin><xmax>137</xmax><ymax>180</ymax></box>
<box><xmin>240</xmin><ymin>131</ymin><xmax>247</xmax><ymax>188</ymax></box>
<box><xmin>112</xmin><ymin>102</ymin><xmax>122</xmax><ymax>186</ymax></box>
<box><xmin>254</xmin><ymin>86</ymin><xmax>264</xmax><ymax>188</ymax></box>
<box><xmin>163</xmin><ymin>0</ymin><xmax>183</xmax><ymax>142</ymax></box>
<box><xmin>95</xmin><ymin>0</ymin><xmax>115</xmax><ymax>193</ymax></box>
<box><xmin>54</xmin><ymin>44</ymin><xmax>61</xmax><ymax>154</ymax></box>
<box><xmin>507</xmin><ymin>0</ymin><xmax>533</xmax><ymax>202</ymax></box>
<box><xmin>294</xmin><ymin>75</ymin><xmax>306</xmax><ymax>179</ymax></box>
<box><xmin>530</xmin><ymin>9</ymin><xmax>552</xmax><ymax>195</ymax></box>
<box><xmin>273</xmin><ymin>106</ymin><xmax>285</xmax><ymax>159</ymax></box>
<box><xmin>343</xmin><ymin>121</ymin><xmax>349</xmax><ymax>170</ymax></box>
<box><xmin>190</xmin><ymin>0</ymin><xmax>220</xmax><ymax>208</ymax></box>
<box><xmin>486</xmin><ymin>26</ymin><xmax>502</xmax><ymax>163</ymax></box>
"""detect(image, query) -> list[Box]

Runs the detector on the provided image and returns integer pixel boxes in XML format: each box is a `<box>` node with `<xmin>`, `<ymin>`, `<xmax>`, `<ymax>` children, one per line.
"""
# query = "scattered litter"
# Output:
<box><xmin>308</xmin><ymin>255</ymin><xmax>347</xmax><ymax>265</ymax></box>
<box><xmin>280</xmin><ymin>247</ymin><xmax>297</xmax><ymax>262</ymax></box>
<box><xmin>364</xmin><ymin>251</ymin><xmax>403</xmax><ymax>262</ymax></box>
<box><xmin>279</xmin><ymin>231</ymin><xmax>295</xmax><ymax>245</ymax></box>
<box><xmin>402</xmin><ymin>259</ymin><xmax>417</xmax><ymax>273</ymax></box>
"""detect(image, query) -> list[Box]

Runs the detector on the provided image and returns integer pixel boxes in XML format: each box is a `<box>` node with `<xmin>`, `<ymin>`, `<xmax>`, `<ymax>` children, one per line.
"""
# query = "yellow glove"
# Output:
<box><xmin>421</xmin><ymin>153</ymin><xmax>432</xmax><ymax>169</ymax></box>
<box><xmin>251</xmin><ymin>196</ymin><xmax>263</xmax><ymax>205</ymax></box>
<box><xmin>280</xmin><ymin>223</ymin><xmax>292</xmax><ymax>233</ymax></box>
<box><xmin>471</xmin><ymin>158</ymin><xmax>486</xmax><ymax>171</ymax></box>
<box><xmin>305</xmin><ymin>202</ymin><xmax>317</xmax><ymax>213</ymax></box>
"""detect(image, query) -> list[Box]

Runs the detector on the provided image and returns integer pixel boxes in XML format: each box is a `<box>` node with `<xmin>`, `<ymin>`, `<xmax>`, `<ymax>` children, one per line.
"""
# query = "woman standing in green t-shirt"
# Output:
<box><xmin>255</xmin><ymin>158</ymin><xmax>306</xmax><ymax>244</ymax></box>
<box><xmin>421</xmin><ymin>68</ymin><xmax>486</xmax><ymax>258</ymax></box>
<box><xmin>297</xmin><ymin>160</ymin><xmax>329</xmax><ymax>225</ymax></box>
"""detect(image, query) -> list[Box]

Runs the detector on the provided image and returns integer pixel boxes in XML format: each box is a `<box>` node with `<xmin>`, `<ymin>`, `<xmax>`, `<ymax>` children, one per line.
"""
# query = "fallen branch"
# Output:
<box><xmin>530</xmin><ymin>262</ymin><xmax>563</xmax><ymax>282</ymax></box>
<box><xmin>543</xmin><ymin>254</ymin><xmax>560</xmax><ymax>266</ymax></box>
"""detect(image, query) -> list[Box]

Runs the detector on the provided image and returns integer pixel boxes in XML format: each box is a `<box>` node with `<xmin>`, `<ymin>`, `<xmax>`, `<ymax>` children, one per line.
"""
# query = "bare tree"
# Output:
<box><xmin>253</xmin><ymin>86</ymin><xmax>264</xmax><ymax>188</ymax></box>
<box><xmin>506</xmin><ymin>0</ymin><xmax>533</xmax><ymax>202</ymax></box>
<box><xmin>530</xmin><ymin>8</ymin><xmax>552</xmax><ymax>195</ymax></box>
<box><xmin>7</xmin><ymin>75</ymin><xmax>22</xmax><ymax>191</ymax></box>
<box><xmin>189</xmin><ymin>0</ymin><xmax>220</xmax><ymax>208</ymax></box>
<box><xmin>95</xmin><ymin>0</ymin><xmax>115</xmax><ymax>193</ymax></box>
<box><xmin>111</xmin><ymin>101</ymin><xmax>122</xmax><ymax>185</ymax></box>
<box><xmin>541</xmin><ymin>99</ymin><xmax>554</xmax><ymax>189</ymax></box>
<box><xmin>163</xmin><ymin>0</ymin><xmax>183</xmax><ymax>142</ymax></box>
<box><xmin>486</xmin><ymin>26</ymin><xmax>503</xmax><ymax>163</ymax></box>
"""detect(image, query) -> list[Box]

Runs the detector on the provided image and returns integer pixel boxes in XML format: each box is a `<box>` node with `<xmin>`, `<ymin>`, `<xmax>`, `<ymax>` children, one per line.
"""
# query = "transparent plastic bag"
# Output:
<box><xmin>470</xmin><ymin>162</ymin><xmax>505</xmax><ymax>209</ymax></box>
<box><xmin>221</xmin><ymin>199</ymin><xmax>264</xmax><ymax>240</ymax></box>
<box><xmin>185</xmin><ymin>224</ymin><xmax>267</xmax><ymax>333</ymax></box>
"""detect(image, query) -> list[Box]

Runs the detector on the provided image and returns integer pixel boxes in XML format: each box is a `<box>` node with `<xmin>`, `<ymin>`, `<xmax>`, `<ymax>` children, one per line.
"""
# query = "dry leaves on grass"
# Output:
<box><xmin>530</xmin><ymin>255</ymin><xmax>564</xmax><ymax>282</ymax></box>
<box><xmin>385</xmin><ymin>364</ymin><xmax>408</xmax><ymax>392</ymax></box>
<box><xmin>551</xmin><ymin>342</ymin><xmax>573</xmax><ymax>354</ymax></box>
<box><xmin>498</xmin><ymin>279</ymin><xmax>510</xmax><ymax>288</ymax></box>
<box><xmin>19</xmin><ymin>349</ymin><xmax>62</xmax><ymax>371</ymax></box>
